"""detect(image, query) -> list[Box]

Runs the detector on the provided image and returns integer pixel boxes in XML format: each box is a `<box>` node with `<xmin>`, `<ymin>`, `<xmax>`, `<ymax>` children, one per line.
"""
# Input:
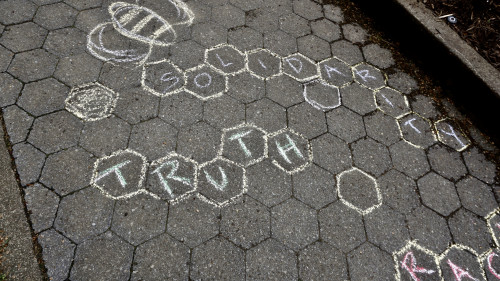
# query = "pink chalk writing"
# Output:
<box><xmin>400</xmin><ymin>251</ymin><xmax>435</xmax><ymax>281</ymax></box>
<box><xmin>487</xmin><ymin>252</ymin><xmax>500</xmax><ymax>279</ymax></box>
<box><xmin>447</xmin><ymin>259</ymin><xmax>479</xmax><ymax>281</ymax></box>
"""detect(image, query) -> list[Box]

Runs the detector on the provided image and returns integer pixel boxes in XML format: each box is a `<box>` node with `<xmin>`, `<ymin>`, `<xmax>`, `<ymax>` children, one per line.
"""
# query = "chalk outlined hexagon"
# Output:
<box><xmin>205</xmin><ymin>43</ymin><xmax>246</xmax><ymax>75</ymax></box>
<box><xmin>245</xmin><ymin>48</ymin><xmax>282</xmax><ymax>79</ymax></box>
<box><xmin>397</xmin><ymin>112</ymin><xmax>437</xmax><ymax>149</ymax></box>
<box><xmin>303</xmin><ymin>79</ymin><xmax>341</xmax><ymax>111</ymax></box>
<box><xmin>486</xmin><ymin>208</ymin><xmax>500</xmax><ymax>248</ymax></box>
<box><xmin>142</xmin><ymin>59</ymin><xmax>185</xmax><ymax>97</ymax></box>
<box><xmin>480</xmin><ymin>248</ymin><xmax>500</xmax><ymax>280</ymax></box>
<box><xmin>282</xmin><ymin>53</ymin><xmax>319</xmax><ymax>82</ymax></box>
<box><xmin>218</xmin><ymin>123</ymin><xmax>268</xmax><ymax>167</ymax></box>
<box><xmin>352</xmin><ymin>62</ymin><xmax>386</xmax><ymax>90</ymax></box>
<box><xmin>184</xmin><ymin>64</ymin><xmax>228</xmax><ymax>100</ymax></box>
<box><xmin>434</xmin><ymin>118</ymin><xmax>470</xmax><ymax>152</ymax></box>
<box><xmin>374</xmin><ymin>87</ymin><xmax>410</xmax><ymax>118</ymax></box>
<box><xmin>197</xmin><ymin>157</ymin><xmax>247</xmax><ymax>207</ymax></box>
<box><xmin>317</xmin><ymin>57</ymin><xmax>354</xmax><ymax>87</ymax></box>
<box><xmin>267</xmin><ymin>128</ymin><xmax>313</xmax><ymax>174</ymax></box>
<box><xmin>91</xmin><ymin>149</ymin><xmax>148</xmax><ymax>200</ymax></box>
<box><xmin>336</xmin><ymin>167</ymin><xmax>381</xmax><ymax>215</ymax></box>
<box><xmin>147</xmin><ymin>152</ymin><xmax>198</xmax><ymax>203</ymax></box>
<box><xmin>393</xmin><ymin>240</ymin><xmax>442</xmax><ymax>281</ymax></box>
<box><xmin>437</xmin><ymin>244</ymin><xmax>486</xmax><ymax>281</ymax></box>
<box><xmin>65</xmin><ymin>82</ymin><xmax>118</xmax><ymax>122</ymax></box>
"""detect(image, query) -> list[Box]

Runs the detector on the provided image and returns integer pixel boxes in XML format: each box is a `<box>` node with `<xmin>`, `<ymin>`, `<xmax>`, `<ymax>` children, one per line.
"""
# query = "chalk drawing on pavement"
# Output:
<box><xmin>218</xmin><ymin>123</ymin><xmax>268</xmax><ymax>168</ymax></box>
<box><xmin>336</xmin><ymin>167</ymin><xmax>382</xmax><ymax>215</ymax></box>
<box><xmin>303</xmin><ymin>79</ymin><xmax>341</xmax><ymax>111</ymax></box>
<box><xmin>394</xmin><ymin>241</ymin><xmax>441</xmax><ymax>281</ymax></box>
<box><xmin>435</xmin><ymin>118</ymin><xmax>470</xmax><ymax>152</ymax></box>
<box><xmin>65</xmin><ymin>82</ymin><xmax>118</xmax><ymax>122</ymax></box>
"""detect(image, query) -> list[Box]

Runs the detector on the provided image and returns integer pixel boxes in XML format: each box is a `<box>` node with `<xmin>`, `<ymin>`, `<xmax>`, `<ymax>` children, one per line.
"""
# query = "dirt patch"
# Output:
<box><xmin>422</xmin><ymin>0</ymin><xmax>500</xmax><ymax>70</ymax></box>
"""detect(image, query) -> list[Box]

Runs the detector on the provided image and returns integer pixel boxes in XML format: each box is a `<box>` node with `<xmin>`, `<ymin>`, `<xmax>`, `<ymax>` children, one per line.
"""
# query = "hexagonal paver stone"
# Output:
<box><xmin>38</xmin><ymin>229</ymin><xmax>76</xmax><ymax>281</ymax></box>
<box><xmin>318</xmin><ymin>57</ymin><xmax>353</xmax><ymax>87</ymax></box>
<box><xmin>80</xmin><ymin>116</ymin><xmax>131</xmax><ymax>156</ymax></box>
<box><xmin>288</xmin><ymin>101</ymin><xmax>328</xmax><ymax>138</ymax></box>
<box><xmin>25</xmin><ymin>184</ymin><xmax>59</xmax><ymax>233</ymax></box>
<box><xmin>246</xmin><ymin>159</ymin><xmax>292</xmax><ymax>207</ymax></box>
<box><xmin>98</xmin><ymin>63</ymin><xmax>142</xmax><ymax>92</ymax></box>
<box><xmin>337</xmin><ymin>167</ymin><xmax>381</xmax><ymax>215</ymax></box>
<box><xmin>268</xmin><ymin>128</ymin><xmax>312</xmax><ymax>174</ymax></box>
<box><xmin>390</xmin><ymin>140</ymin><xmax>430</xmax><ymax>179</ymax></box>
<box><xmin>167</xmin><ymin>195</ymin><xmax>220</xmax><ymax>247</ymax></box>
<box><xmin>28</xmin><ymin>111</ymin><xmax>83</xmax><ymax>154</ymax></box>
<box><xmin>220</xmin><ymin>124</ymin><xmax>267</xmax><ymax>167</ymax></box>
<box><xmin>142</xmin><ymin>60</ymin><xmax>185</xmax><ymax>97</ymax></box>
<box><xmin>204</xmin><ymin>94</ymin><xmax>245</xmax><ymax>129</ymax></box>
<box><xmin>54</xmin><ymin>187</ymin><xmax>114</xmax><ymax>243</ymax></box>
<box><xmin>279</xmin><ymin>13</ymin><xmax>310</xmax><ymax>39</ymax></box>
<box><xmin>132</xmin><ymin>234</ymin><xmax>189</xmax><ymax>280</ymax></box>
<box><xmin>297</xmin><ymin>35</ymin><xmax>331</xmax><ymax>62</ymax></box>
<box><xmin>351</xmin><ymin>137</ymin><xmax>392</xmax><ymax>177</ymax></box>
<box><xmin>340</xmin><ymin>83</ymin><xmax>377</xmax><ymax>115</ymax></box>
<box><xmin>311</xmin><ymin>133</ymin><xmax>352</xmax><ymax>174</ymax></box>
<box><xmin>91</xmin><ymin>149</ymin><xmax>147</xmax><ymax>199</ymax></box>
<box><xmin>299</xmin><ymin>242</ymin><xmax>348</xmax><ymax>281</ymax></box>
<box><xmin>113</xmin><ymin>88</ymin><xmax>158</xmax><ymax>123</ymax></box>
<box><xmin>271</xmin><ymin>198</ymin><xmax>318</xmax><ymax>250</ymax></box>
<box><xmin>128</xmin><ymin>118</ymin><xmax>178</xmax><ymax>160</ymax></box>
<box><xmin>292</xmin><ymin>0</ymin><xmax>322</xmax><ymax>20</ymax></box>
<box><xmin>192</xmin><ymin>22</ymin><xmax>227</xmax><ymax>48</ymax></box>
<box><xmin>362</xmin><ymin>44</ymin><xmax>395</xmax><ymax>69</ymax></box>
<box><xmin>34</xmin><ymin>2</ymin><xmax>77</xmax><ymax>30</ymax></box>
<box><xmin>147</xmin><ymin>153</ymin><xmax>197</xmax><ymax>201</ymax></box>
<box><xmin>3</xmin><ymin>105</ymin><xmax>33</xmax><ymax>144</ymax></box>
<box><xmin>324</xmin><ymin>4</ymin><xmax>344</xmax><ymax>23</ymax></box>
<box><xmin>212</xmin><ymin>2</ymin><xmax>245</xmax><ymax>28</ymax></box>
<box><xmin>246</xmin><ymin>239</ymin><xmax>298</xmax><ymax>281</ymax></box>
<box><xmin>206</xmin><ymin>44</ymin><xmax>246</xmax><ymax>74</ymax></box>
<box><xmin>184</xmin><ymin>64</ymin><xmax>226</xmax><ymax>100</ymax></box>
<box><xmin>12</xmin><ymin>142</ymin><xmax>46</xmax><ymax>186</ymax></box>
<box><xmin>221</xmin><ymin>195</ymin><xmax>270</xmax><ymax>249</ymax></box>
<box><xmin>410</xmin><ymin>95</ymin><xmax>441</xmax><ymax>120</ymax></box>
<box><xmin>65</xmin><ymin>0</ymin><xmax>101</xmax><ymax>10</ymax></box>
<box><xmin>0</xmin><ymin>0</ymin><xmax>36</xmax><ymax>25</ymax></box>
<box><xmin>40</xmin><ymin>147</ymin><xmax>94</xmax><ymax>196</ymax></box>
<box><xmin>489</xmin><ymin>212</ymin><xmax>500</xmax><ymax>246</ymax></box>
<box><xmin>394</xmin><ymin>242</ymin><xmax>441</xmax><ymax>281</ymax></box>
<box><xmin>374</xmin><ymin>87</ymin><xmax>410</xmax><ymax>118</ymax></box>
<box><xmin>303</xmin><ymin>80</ymin><xmax>341</xmax><ymax>111</ymax></box>
<box><xmin>8</xmin><ymin>49</ymin><xmax>58</xmax><ymax>83</ymax></box>
<box><xmin>18</xmin><ymin>78</ymin><xmax>69</xmax><ymax>117</ymax></box>
<box><xmin>417</xmin><ymin>172</ymin><xmax>461</xmax><ymax>216</ymax></box>
<box><xmin>191</xmin><ymin>237</ymin><xmax>245</xmax><ymax>280</ymax></box>
<box><xmin>159</xmin><ymin>91</ymin><xmax>203</xmax><ymax>128</ymax></box>
<box><xmin>319</xmin><ymin>201</ymin><xmax>365</xmax><ymax>253</ymax></box>
<box><xmin>198</xmin><ymin>158</ymin><xmax>246</xmax><ymax>206</ymax></box>
<box><xmin>227</xmin><ymin>71</ymin><xmax>266</xmax><ymax>104</ymax></box>
<box><xmin>435</xmin><ymin>119</ymin><xmax>470</xmax><ymax>152</ymax></box>
<box><xmin>326</xmin><ymin>106</ymin><xmax>366</xmax><ymax>143</ymax></box>
<box><xmin>228</xmin><ymin>26</ymin><xmax>263</xmax><ymax>52</ymax></box>
<box><xmin>111</xmin><ymin>194</ymin><xmax>168</xmax><ymax>246</ymax></box>
<box><xmin>246</xmin><ymin>8</ymin><xmax>279</xmax><ymax>33</ymax></box>
<box><xmin>330</xmin><ymin>40</ymin><xmax>364</xmax><ymax>66</ymax></box>
<box><xmin>398</xmin><ymin>113</ymin><xmax>437</xmax><ymax>149</ymax></box>
<box><xmin>0</xmin><ymin>22</ymin><xmax>47</xmax><ymax>53</ymax></box>
<box><xmin>407</xmin><ymin>206</ymin><xmax>453</xmax><ymax>254</ymax></box>
<box><xmin>342</xmin><ymin>23</ymin><xmax>368</xmax><ymax>44</ymax></box>
<box><xmin>352</xmin><ymin>63</ymin><xmax>386</xmax><ymax>90</ymax></box>
<box><xmin>427</xmin><ymin>144</ymin><xmax>468</xmax><ymax>181</ymax></box>
<box><xmin>71</xmin><ymin>232</ymin><xmax>134</xmax><ymax>281</ymax></box>
<box><xmin>377</xmin><ymin>169</ymin><xmax>420</xmax><ymax>215</ymax></box>
<box><xmin>0</xmin><ymin>45</ymin><xmax>12</xmax><ymax>72</ymax></box>
<box><xmin>439</xmin><ymin>246</ymin><xmax>484</xmax><ymax>281</ymax></box>
<box><xmin>264</xmin><ymin>29</ymin><xmax>297</xmax><ymax>57</ymax></box>
<box><xmin>177</xmin><ymin>121</ymin><xmax>221</xmax><ymax>163</ymax></box>
<box><xmin>282</xmin><ymin>53</ymin><xmax>319</xmax><ymax>82</ymax></box>
<box><xmin>54</xmin><ymin>53</ymin><xmax>102</xmax><ymax>86</ymax></box>
<box><xmin>0</xmin><ymin>73</ymin><xmax>21</xmax><ymax>108</ymax></box>
<box><xmin>388</xmin><ymin>71</ymin><xmax>419</xmax><ymax>94</ymax></box>
<box><xmin>449</xmin><ymin>209</ymin><xmax>493</xmax><ymax>254</ymax></box>
<box><xmin>246</xmin><ymin>49</ymin><xmax>281</xmax><ymax>79</ymax></box>
<box><xmin>168</xmin><ymin>40</ymin><xmax>205</xmax><ymax>70</ymax></box>
<box><xmin>293</xmin><ymin>164</ymin><xmax>336</xmax><ymax>209</ymax></box>
<box><xmin>266</xmin><ymin>74</ymin><xmax>304</xmax><ymax>107</ymax></box>
<box><xmin>364</xmin><ymin>111</ymin><xmax>401</xmax><ymax>146</ymax></box>
<box><xmin>364</xmin><ymin>205</ymin><xmax>410</xmax><ymax>253</ymax></box>
<box><xmin>463</xmin><ymin>147</ymin><xmax>497</xmax><ymax>184</ymax></box>
<box><xmin>483</xmin><ymin>249</ymin><xmax>500</xmax><ymax>281</ymax></box>
<box><xmin>246</xmin><ymin>98</ymin><xmax>286</xmax><ymax>133</ymax></box>
<box><xmin>65</xmin><ymin>83</ymin><xmax>118</xmax><ymax>122</ymax></box>
<box><xmin>348</xmin><ymin>242</ymin><xmax>396</xmax><ymax>281</ymax></box>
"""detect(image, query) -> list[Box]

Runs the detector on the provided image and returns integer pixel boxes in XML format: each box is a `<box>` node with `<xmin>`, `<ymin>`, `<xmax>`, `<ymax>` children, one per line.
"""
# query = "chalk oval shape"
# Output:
<box><xmin>109</xmin><ymin>2</ymin><xmax>177</xmax><ymax>47</ymax></box>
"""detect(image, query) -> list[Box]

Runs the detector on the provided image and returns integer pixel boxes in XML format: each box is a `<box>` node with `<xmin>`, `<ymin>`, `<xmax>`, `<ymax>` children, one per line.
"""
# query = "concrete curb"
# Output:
<box><xmin>392</xmin><ymin>0</ymin><xmax>500</xmax><ymax>97</ymax></box>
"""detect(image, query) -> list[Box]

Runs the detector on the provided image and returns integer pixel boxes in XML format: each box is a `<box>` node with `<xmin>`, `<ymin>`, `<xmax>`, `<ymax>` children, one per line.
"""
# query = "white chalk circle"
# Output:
<box><xmin>65</xmin><ymin>83</ymin><xmax>119</xmax><ymax>122</ymax></box>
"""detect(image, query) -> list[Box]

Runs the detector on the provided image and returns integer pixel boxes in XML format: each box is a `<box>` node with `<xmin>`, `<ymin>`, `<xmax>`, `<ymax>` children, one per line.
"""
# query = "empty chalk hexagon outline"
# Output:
<box><xmin>218</xmin><ymin>123</ymin><xmax>269</xmax><ymax>168</ymax></box>
<box><xmin>393</xmin><ymin>240</ymin><xmax>442</xmax><ymax>281</ymax></box>
<box><xmin>65</xmin><ymin>82</ymin><xmax>118</xmax><ymax>122</ymax></box>
<box><xmin>266</xmin><ymin>128</ymin><xmax>313</xmax><ymax>175</ymax></box>
<box><xmin>434</xmin><ymin>118</ymin><xmax>471</xmax><ymax>152</ymax></box>
<box><xmin>317</xmin><ymin>56</ymin><xmax>354</xmax><ymax>88</ymax></box>
<box><xmin>205</xmin><ymin>43</ymin><xmax>247</xmax><ymax>75</ymax></box>
<box><xmin>303</xmin><ymin>79</ymin><xmax>341</xmax><ymax>111</ymax></box>
<box><xmin>282</xmin><ymin>53</ymin><xmax>319</xmax><ymax>82</ymax></box>
<box><xmin>91</xmin><ymin>149</ymin><xmax>148</xmax><ymax>200</ymax></box>
<box><xmin>183</xmin><ymin>64</ymin><xmax>228</xmax><ymax>101</ymax></box>
<box><xmin>197</xmin><ymin>157</ymin><xmax>247</xmax><ymax>207</ymax></box>
<box><xmin>486</xmin><ymin>208</ymin><xmax>500</xmax><ymax>248</ymax></box>
<box><xmin>352</xmin><ymin>62</ymin><xmax>387</xmax><ymax>91</ymax></box>
<box><xmin>437</xmin><ymin>244</ymin><xmax>487</xmax><ymax>281</ymax></box>
<box><xmin>336</xmin><ymin>167</ymin><xmax>382</xmax><ymax>215</ymax></box>
<box><xmin>147</xmin><ymin>152</ymin><xmax>198</xmax><ymax>204</ymax></box>
<box><xmin>245</xmin><ymin>48</ymin><xmax>283</xmax><ymax>80</ymax></box>
<box><xmin>374</xmin><ymin>87</ymin><xmax>411</xmax><ymax>119</ymax></box>
<box><xmin>397</xmin><ymin>112</ymin><xmax>437</xmax><ymax>149</ymax></box>
<box><xmin>141</xmin><ymin>59</ymin><xmax>186</xmax><ymax>97</ymax></box>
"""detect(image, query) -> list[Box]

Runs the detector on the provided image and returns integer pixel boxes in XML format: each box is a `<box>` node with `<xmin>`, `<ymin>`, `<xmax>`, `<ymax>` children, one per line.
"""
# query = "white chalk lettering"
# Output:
<box><xmin>257</xmin><ymin>59</ymin><xmax>267</xmax><ymax>69</ymax></box>
<box><xmin>152</xmin><ymin>160</ymin><xmax>191</xmax><ymax>196</ymax></box>
<box><xmin>380</xmin><ymin>93</ymin><xmax>394</xmax><ymax>107</ymax></box>
<box><xmin>439</xmin><ymin>123</ymin><xmax>466</xmax><ymax>148</ymax></box>
<box><xmin>285</xmin><ymin>57</ymin><xmax>303</xmax><ymax>74</ymax></box>
<box><xmin>400</xmin><ymin>251</ymin><xmax>435</xmax><ymax>281</ymax></box>
<box><xmin>228</xmin><ymin>130</ymin><xmax>253</xmax><ymax>157</ymax></box>
<box><xmin>447</xmin><ymin>259</ymin><xmax>479</xmax><ymax>281</ymax></box>
<box><xmin>404</xmin><ymin>118</ymin><xmax>421</xmax><ymax>134</ymax></box>
<box><xmin>487</xmin><ymin>252</ymin><xmax>500</xmax><ymax>279</ymax></box>
<box><xmin>324</xmin><ymin>64</ymin><xmax>347</xmax><ymax>78</ymax></box>
<box><xmin>95</xmin><ymin>160</ymin><xmax>131</xmax><ymax>187</ymax></box>
<box><xmin>275</xmin><ymin>134</ymin><xmax>304</xmax><ymax>164</ymax></box>
<box><xmin>160</xmin><ymin>72</ymin><xmax>180</xmax><ymax>93</ymax></box>
<box><xmin>355</xmin><ymin>69</ymin><xmax>376</xmax><ymax>82</ymax></box>
<box><xmin>194</xmin><ymin>72</ymin><xmax>212</xmax><ymax>88</ymax></box>
<box><xmin>216</xmin><ymin>53</ymin><xmax>233</xmax><ymax>67</ymax></box>
<box><xmin>204</xmin><ymin>166</ymin><xmax>228</xmax><ymax>191</ymax></box>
